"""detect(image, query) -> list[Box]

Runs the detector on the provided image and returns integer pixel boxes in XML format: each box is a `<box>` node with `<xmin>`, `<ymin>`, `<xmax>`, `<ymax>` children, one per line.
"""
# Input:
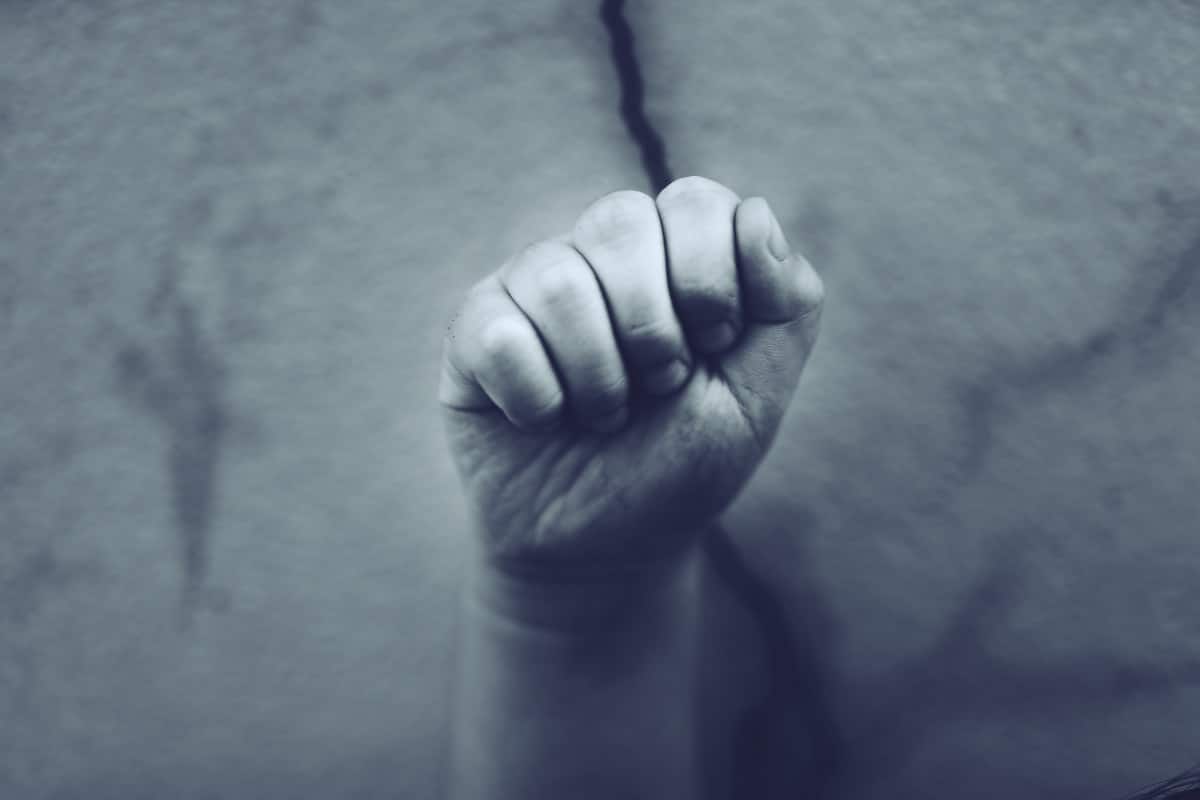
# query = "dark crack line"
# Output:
<box><xmin>704</xmin><ymin>523</ymin><xmax>844</xmax><ymax>798</ymax></box>
<box><xmin>600</xmin><ymin>3</ymin><xmax>842</xmax><ymax>795</ymax></box>
<box><xmin>599</xmin><ymin>0</ymin><xmax>673</xmax><ymax>193</ymax></box>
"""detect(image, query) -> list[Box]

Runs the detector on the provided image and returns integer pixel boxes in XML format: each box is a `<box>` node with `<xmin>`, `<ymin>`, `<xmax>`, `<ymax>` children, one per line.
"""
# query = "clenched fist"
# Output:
<box><xmin>440</xmin><ymin>177</ymin><xmax>823</xmax><ymax>574</ymax></box>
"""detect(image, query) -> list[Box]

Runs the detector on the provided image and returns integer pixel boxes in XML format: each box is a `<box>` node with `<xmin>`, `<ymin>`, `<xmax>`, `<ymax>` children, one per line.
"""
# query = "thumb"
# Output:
<box><xmin>718</xmin><ymin>196</ymin><xmax>824</xmax><ymax>447</ymax></box>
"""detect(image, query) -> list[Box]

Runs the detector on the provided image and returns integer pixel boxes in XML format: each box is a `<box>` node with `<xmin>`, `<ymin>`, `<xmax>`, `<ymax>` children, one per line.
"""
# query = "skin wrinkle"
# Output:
<box><xmin>496</xmin><ymin>430</ymin><xmax>567</xmax><ymax>555</ymax></box>
<box><xmin>532</xmin><ymin>442</ymin><xmax>597</xmax><ymax>550</ymax></box>
<box><xmin>721</xmin><ymin>368</ymin><xmax>774</xmax><ymax>456</ymax></box>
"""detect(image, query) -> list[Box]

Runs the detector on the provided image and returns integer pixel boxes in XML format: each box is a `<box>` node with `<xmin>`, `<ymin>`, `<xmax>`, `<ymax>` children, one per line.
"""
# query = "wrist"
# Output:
<box><xmin>450</xmin><ymin>539</ymin><xmax>704</xmax><ymax>799</ymax></box>
<box><xmin>467</xmin><ymin>540</ymin><xmax>700</xmax><ymax>633</ymax></box>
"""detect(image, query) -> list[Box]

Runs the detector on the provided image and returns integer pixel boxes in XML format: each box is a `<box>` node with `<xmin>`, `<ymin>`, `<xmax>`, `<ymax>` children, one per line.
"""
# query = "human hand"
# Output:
<box><xmin>440</xmin><ymin>177</ymin><xmax>823</xmax><ymax>576</ymax></box>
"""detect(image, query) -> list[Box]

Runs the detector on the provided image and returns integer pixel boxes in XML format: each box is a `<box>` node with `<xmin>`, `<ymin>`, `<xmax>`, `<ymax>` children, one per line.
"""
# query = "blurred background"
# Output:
<box><xmin>2</xmin><ymin>1</ymin><xmax>1199</xmax><ymax>797</ymax></box>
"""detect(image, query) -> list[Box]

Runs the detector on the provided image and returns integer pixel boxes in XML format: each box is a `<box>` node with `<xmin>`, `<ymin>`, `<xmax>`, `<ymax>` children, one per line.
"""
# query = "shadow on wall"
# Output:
<box><xmin>944</xmin><ymin>197</ymin><xmax>1200</xmax><ymax>516</ymax></box>
<box><xmin>711</xmin><ymin>503</ymin><xmax>1200</xmax><ymax>799</ymax></box>
<box><xmin>600</xmin><ymin>2</ymin><xmax>1200</xmax><ymax>797</ymax></box>
<box><xmin>114</xmin><ymin>299</ymin><xmax>231</xmax><ymax>627</ymax></box>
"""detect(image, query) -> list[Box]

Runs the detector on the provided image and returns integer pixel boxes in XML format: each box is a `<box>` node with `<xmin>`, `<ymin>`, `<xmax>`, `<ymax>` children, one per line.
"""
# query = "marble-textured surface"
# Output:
<box><xmin>1</xmin><ymin>1</ymin><xmax>1198</xmax><ymax>797</ymax></box>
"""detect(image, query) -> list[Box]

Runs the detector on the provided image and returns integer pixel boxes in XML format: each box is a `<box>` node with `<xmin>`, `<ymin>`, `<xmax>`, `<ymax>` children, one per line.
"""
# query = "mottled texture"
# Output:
<box><xmin>1</xmin><ymin>0</ymin><xmax>1198</xmax><ymax>798</ymax></box>
<box><xmin>633</xmin><ymin>0</ymin><xmax>1200</xmax><ymax>796</ymax></box>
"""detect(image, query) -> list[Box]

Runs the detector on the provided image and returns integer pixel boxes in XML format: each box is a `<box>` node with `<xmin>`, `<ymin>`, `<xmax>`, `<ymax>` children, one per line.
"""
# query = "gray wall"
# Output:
<box><xmin>2</xmin><ymin>1</ymin><xmax>1198</xmax><ymax>798</ymax></box>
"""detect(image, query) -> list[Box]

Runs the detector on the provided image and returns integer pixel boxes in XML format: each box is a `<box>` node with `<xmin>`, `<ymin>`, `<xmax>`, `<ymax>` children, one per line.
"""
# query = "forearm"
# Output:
<box><xmin>446</xmin><ymin>546</ymin><xmax>703</xmax><ymax>799</ymax></box>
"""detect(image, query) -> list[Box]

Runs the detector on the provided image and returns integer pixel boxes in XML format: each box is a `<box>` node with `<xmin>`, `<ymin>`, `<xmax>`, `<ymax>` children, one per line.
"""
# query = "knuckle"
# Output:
<box><xmin>524</xmin><ymin>390</ymin><xmax>565</xmax><ymax>424</ymax></box>
<box><xmin>450</xmin><ymin>279</ymin><xmax>497</xmax><ymax>339</ymax></box>
<box><xmin>573</xmin><ymin>190</ymin><xmax>654</xmax><ymax>247</ymax></box>
<box><xmin>624</xmin><ymin>316</ymin><xmax>682</xmax><ymax>353</ymax></box>
<box><xmin>581</xmin><ymin>372</ymin><xmax>629</xmax><ymax>413</ymax></box>
<box><xmin>676</xmin><ymin>277</ymin><xmax>739</xmax><ymax>312</ymax></box>
<box><xmin>475</xmin><ymin>315</ymin><xmax>526</xmax><ymax>362</ymax></box>
<box><xmin>535</xmin><ymin>262</ymin><xmax>580</xmax><ymax>303</ymax></box>
<box><xmin>657</xmin><ymin>175</ymin><xmax>738</xmax><ymax>206</ymax></box>
<box><xmin>509</xmin><ymin>241</ymin><xmax>588</xmax><ymax>306</ymax></box>
<box><xmin>533</xmin><ymin>260</ymin><xmax>584</xmax><ymax>305</ymax></box>
<box><xmin>462</xmin><ymin>275</ymin><xmax>496</xmax><ymax>307</ymax></box>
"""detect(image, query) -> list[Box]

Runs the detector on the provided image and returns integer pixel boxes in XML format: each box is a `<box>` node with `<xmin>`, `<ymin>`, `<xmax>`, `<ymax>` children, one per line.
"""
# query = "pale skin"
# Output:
<box><xmin>441</xmin><ymin>176</ymin><xmax>824</xmax><ymax>798</ymax></box>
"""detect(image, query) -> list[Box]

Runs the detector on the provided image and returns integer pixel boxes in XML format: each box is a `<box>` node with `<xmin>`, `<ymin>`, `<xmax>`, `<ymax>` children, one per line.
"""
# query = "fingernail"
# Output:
<box><xmin>694</xmin><ymin>322</ymin><xmax>737</xmax><ymax>353</ymax></box>
<box><xmin>644</xmin><ymin>359</ymin><xmax>690</xmax><ymax>395</ymax></box>
<box><xmin>765</xmin><ymin>201</ymin><xmax>790</xmax><ymax>262</ymax></box>
<box><xmin>592</xmin><ymin>405</ymin><xmax>629</xmax><ymax>433</ymax></box>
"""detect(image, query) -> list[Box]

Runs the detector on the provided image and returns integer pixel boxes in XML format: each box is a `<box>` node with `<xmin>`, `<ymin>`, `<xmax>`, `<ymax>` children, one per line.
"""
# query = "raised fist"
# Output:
<box><xmin>440</xmin><ymin>177</ymin><xmax>824</xmax><ymax>573</ymax></box>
